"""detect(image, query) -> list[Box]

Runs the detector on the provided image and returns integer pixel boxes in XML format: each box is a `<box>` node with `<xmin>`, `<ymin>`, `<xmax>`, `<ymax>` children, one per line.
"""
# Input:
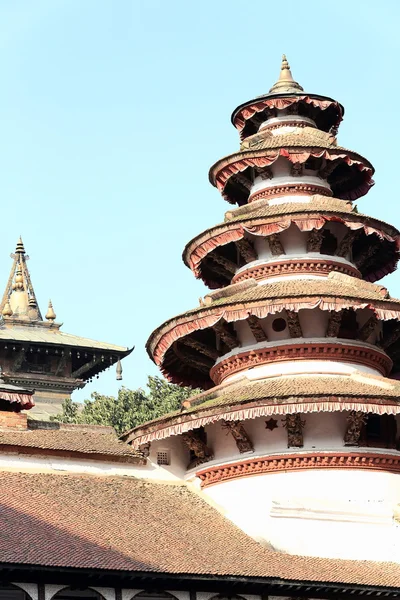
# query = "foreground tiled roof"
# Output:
<box><xmin>125</xmin><ymin>372</ymin><xmax>400</xmax><ymax>444</ymax></box>
<box><xmin>0</xmin><ymin>423</ymin><xmax>143</xmax><ymax>463</ymax></box>
<box><xmin>0</xmin><ymin>471</ymin><xmax>398</xmax><ymax>587</ymax></box>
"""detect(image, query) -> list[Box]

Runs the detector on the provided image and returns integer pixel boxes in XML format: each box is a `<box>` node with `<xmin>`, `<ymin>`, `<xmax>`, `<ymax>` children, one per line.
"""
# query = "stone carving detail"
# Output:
<box><xmin>286</xmin><ymin>310</ymin><xmax>302</xmax><ymax>338</ymax></box>
<box><xmin>344</xmin><ymin>411</ymin><xmax>367</xmax><ymax>446</ymax></box>
<box><xmin>221</xmin><ymin>420</ymin><xmax>254</xmax><ymax>453</ymax></box>
<box><xmin>307</xmin><ymin>228</ymin><xmax>324</xmax><ymax>252</ymax></box>
<box><xmin>182</xmin><ymin>430</ymin><xmax>214</xmax><ymax>467</ymax></box>
<box><xmin>139</xmin><ymin>442</ymin><xmax>151</xmax><ymax>458</ymax></box>
<box><xmin>268</xmin><ymin>234</ymin><xmax>285</xmax><ymax>256</ymax></box>
<box><xmin>283</xmin><ymin>414</ymin><xmax>305</xmax><ymax>447</ymax></box>
<box><xmin>247</xmin><ymin>315</ymin><xmax>268</xmax><ymax>342</ymax></box>
<box><xmin>236</xmin><ymin>238</ymin><xmax>258</xmax><ymax>262</ymax></box>
<box><xmin>326</xmin><ymin>310</ymin><xmax>343</xmax><ymax>337</ymax></box>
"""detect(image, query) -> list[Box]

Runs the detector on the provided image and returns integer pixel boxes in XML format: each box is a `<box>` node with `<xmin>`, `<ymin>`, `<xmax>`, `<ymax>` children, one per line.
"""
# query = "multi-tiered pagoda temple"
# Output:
<box><xmin>0</xmin><ymin>57</ymin><xmax>399</xmax><ymax>600</ymax></box>
<box><xmin>0</xmin><ymin>238</ymin><xmax>132</xmax><ymax>418</ymax></box>
<box><xmin>124</xmin><ymin>57</ymin><xmax>400</xmax><ymax>562</ymax></box>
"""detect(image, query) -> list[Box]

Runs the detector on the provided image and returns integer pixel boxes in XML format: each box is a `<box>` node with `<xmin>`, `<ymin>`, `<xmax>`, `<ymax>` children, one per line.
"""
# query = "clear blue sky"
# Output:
<box><xmin>0</xmin><ymin>0</ymin><xmax>399</xmax><ymax>401</ymax></box>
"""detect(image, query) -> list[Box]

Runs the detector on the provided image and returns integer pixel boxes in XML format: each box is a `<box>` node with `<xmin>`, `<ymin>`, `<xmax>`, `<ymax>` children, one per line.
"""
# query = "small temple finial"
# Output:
<box><xmin>269</xmin><ymin>54</ymin><xmax>304</xmax><ymax>95</ymax></box>
<box><xmin>281</xmin><ymin>54</ymin><xmax>289</xmax><ymax>69</ymax></box>
<box><xmin>45</xmin><ymin>299</ymin><xmax>56</xmax><ymax>322</ymax></box>
<box><xmin>2</xmin><ymin>302</ymin><xmax>12</xmax><ymax>318</ymax></box>
<box><xmin>15</xmin><ymin>236</ymin><xmax>25</xmax><ymax>255</ymax></box>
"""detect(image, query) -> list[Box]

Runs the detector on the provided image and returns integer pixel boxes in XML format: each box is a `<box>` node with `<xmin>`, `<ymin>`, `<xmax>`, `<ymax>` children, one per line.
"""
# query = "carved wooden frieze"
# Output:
<box><xmin>344</xmin><ymin>411</ymin><xmax>367</xmax><ymax>446</ymax></box>
<box><xmin>283</xmin><ymin>414</ymin><xmax>305</xmax><ymax>447</ymax></box>
<box><xmin>221</xmin><ymin>420</ymin><xmax>254</xmax><ymax>453</ymax></box>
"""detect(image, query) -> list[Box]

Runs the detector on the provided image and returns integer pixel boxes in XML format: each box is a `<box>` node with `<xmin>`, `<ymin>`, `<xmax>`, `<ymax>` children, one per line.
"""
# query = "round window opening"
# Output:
<box><xmin>272</xmin><ymin>317</ymin><xmax>287</xmax><ymax>332</ymax></box>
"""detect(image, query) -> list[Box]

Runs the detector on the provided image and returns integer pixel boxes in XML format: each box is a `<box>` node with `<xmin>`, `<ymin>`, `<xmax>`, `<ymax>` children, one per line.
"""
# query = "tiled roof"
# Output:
<box><xmin>224</xmin><ymin>196</ymin><xmax>398</xmax><ymax>233</ymax></box>
<box><xmin>200</xmin><ymin>276</ymin><xmax>394</xmax><ymax>309</ymax></box>
<box><xmin>126</xmin><ymin>372</ymin><xmax>400</xmax><ymax>439</ymax></box>
<box><xmin>147</xmin><ymin>275</ymin><xmax>398</xmax><ymax>358</ymax></box>
<box><xmin>0</xmin><ymin>471</ymin><xmax>398</xmax><ymax>587</ymax></box>
<box><xmin>0</xmin><ymin>324</ymin><xmax>130</xmax><ymax>353</ymax></box>
<box><xmin>0</xmin><ymin>423</ymin><xmax>143</xmax><ymax>463</ymax></box>
<box><xmin>239</xmin><ymin>128</ymin><xmax>339</xmax><ymax>151</ymax></box>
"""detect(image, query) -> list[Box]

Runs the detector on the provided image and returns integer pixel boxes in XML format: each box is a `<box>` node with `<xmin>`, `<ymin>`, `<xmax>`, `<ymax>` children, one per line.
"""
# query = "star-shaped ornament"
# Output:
<box><xmin>265</xmin><ymin>418</ymin><xmax>278</xmax><ymax>431</ymax></box>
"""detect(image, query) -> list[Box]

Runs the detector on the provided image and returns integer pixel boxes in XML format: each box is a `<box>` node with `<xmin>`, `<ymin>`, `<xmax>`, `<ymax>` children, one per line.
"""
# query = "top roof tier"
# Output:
<box><xmin>231</xmin><ymin>55</ymin><xmax>344</xmax><ymax>140</ymax></box>
<box><xmin>210</xmin><ymin>56</ymin><xmax>373</xmax><ymax>206</ymax></box>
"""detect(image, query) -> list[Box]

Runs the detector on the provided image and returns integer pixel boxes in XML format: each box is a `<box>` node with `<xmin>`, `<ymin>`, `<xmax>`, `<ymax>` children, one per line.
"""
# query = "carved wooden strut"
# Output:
<box><xmin>344</xmin><ymin>411</ymin><xmax>367</xmax><ymax>446</ymax></box>
<box><xmin>247</xmin><ymin>315</ymin><xmax>268</xmax><ymax>342</ymax></box>
<box><xmin>182</xmin><ymin>430</ymin><xmax>214</xmax><ymax>467</ymax></box>
<box><xmin>221</xmin><ymin>420</ymin><xmax>254</xmax><ymax>453</ymax></box>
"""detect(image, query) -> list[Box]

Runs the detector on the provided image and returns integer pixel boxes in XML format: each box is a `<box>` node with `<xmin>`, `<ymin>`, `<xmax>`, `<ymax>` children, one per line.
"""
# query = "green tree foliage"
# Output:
<box><xmin>51</xmin><ymin>376</ymin><xmax>199</xmax><ymax>434</ymax></box>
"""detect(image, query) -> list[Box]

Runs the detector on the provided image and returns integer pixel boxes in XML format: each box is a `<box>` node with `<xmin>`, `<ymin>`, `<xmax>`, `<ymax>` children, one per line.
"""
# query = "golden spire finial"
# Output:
<box><xmin>2</xmin><ymin>302</ymin><xmax>12</xmax><ymax>317</ymax></box>
<box><xmin>45</xmin><ymin>299</ymin><xmax>56</xmax><ymax>322</ymax></box>
<box><xmin>15</xmin><ymin>236</ymin><xmax>25</xmax><ymax>254</ymax></box>
<box><xmin>269</xmin><ymin>54</ymin><xmax>304</xmax><ymax>95</ymax></box>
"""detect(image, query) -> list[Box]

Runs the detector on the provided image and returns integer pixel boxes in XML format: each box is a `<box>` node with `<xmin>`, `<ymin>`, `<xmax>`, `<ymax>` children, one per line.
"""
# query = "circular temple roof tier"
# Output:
<box><xmin>231</xmin><ymin>56</ymin><xmax>344</xmax><ymax>140</ymax></box>
<box><xmin>183</xmin><ymin>196</ymin><xmax>400</xmax><ymax>288</ymax></box>
<box><xmin>146</xmin><ymin>274</ymin><xmax>400</xmax><ymax>387</ymax></box>
<box><xmin>124</xmin><ymin>372</ymin><xmax>400</xmax><ymax>448</ymax></box>
<box><xmin>209</xmin><ymin>132</ymin><xmax>374</xmax><ymax>205</ymax></box>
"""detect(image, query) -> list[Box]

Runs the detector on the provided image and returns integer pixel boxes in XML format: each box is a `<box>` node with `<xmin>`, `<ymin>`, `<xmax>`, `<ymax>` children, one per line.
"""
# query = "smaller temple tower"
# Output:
<box><xmin>0</xmin><ymin>238</ymin><xmax>132</xmax><ymax>419</ymax></box>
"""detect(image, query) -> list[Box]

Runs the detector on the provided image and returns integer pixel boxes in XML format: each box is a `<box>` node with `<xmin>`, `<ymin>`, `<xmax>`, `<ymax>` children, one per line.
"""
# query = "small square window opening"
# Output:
<box><xmin>156</xmin><ymin>451</ymin><xmax>170</xmax><ymax>466</ymax></box>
